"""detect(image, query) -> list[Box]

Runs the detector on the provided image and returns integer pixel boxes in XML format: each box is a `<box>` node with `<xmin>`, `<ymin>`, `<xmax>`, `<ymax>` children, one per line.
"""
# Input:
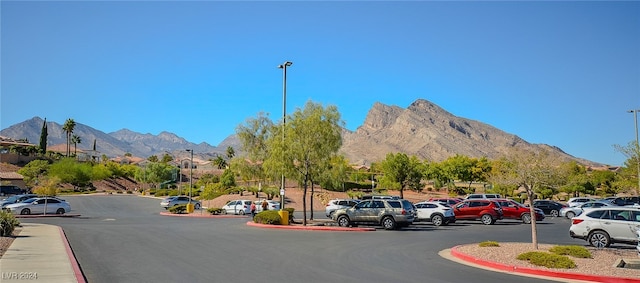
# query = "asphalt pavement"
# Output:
<box><xmin>3</xmin><ymin>195</ymin><xmax>639</xmax><ymax>283</ymax></box>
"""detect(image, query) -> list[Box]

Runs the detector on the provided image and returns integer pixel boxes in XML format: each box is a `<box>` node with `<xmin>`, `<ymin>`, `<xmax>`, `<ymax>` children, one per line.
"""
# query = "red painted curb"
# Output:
<box><xmin>450</xmin><ymin>245</ymin><xmax>640</xmax><ymax>283</ymax></box>
<box><xmin>246</xmin><ymin>221</ymin><xmax>376</xmax><ymax>231</ymax></box>
<box><xmin>159</xmin><ymin>212</ymin><xmax>249</xmax><ymax>218</ymax></box>
<box><xmin>58</xmin><ymin>227</ymin><xmax>86</xmax><ymax>283</ymax></box>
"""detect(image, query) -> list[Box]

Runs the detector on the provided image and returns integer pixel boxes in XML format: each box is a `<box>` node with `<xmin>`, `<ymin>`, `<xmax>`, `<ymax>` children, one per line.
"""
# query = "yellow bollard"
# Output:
<box><xmin>186</xmin><ymin>203</ymin><xmax>195</xmax><ymax>213</ymax></box>
<box><xmin>278</xmin><ymin>210</ymin><xmax>289</xmax><ymax>225</ymax></box>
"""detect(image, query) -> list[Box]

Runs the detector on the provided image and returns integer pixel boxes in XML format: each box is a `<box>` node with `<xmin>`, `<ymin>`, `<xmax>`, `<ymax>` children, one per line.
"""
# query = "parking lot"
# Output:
<box><xmin>19</xmin><ymin>195</ymin><xmax>597</xmax><ymax>283</ymax></box>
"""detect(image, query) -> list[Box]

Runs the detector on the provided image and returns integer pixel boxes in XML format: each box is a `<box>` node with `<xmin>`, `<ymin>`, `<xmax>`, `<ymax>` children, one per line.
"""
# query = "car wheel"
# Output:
<box><xmin>337</xmin><ymin>215</ymin><xmax>350</xmax><ymax>227</ymax></box>
<box><xmin>195</xmin><ymin>203</ymin><xmax>201</xmax><ymax>210</ymax></box>
<box><xmin>481</xmin><ymin>214</ymin><xmax>494</xmax><ymax>225</ymax></box>
<box><xmin>550</xmin><ymin>210</ymin><xmax>559</xmax><ymax>217</ymax></box>
<box><xmin>56</xmin><ymin>208</ymin><xmax>65</xmax><ymax>214</ymax></box>
<box><xmin>240</xmin><ymin>210</ymin><xmax>246</xmax><ymax>215</ymax></box>
<box><xmin>382</xmin><ymin>216</ymin><xmax>397</xmax><ymax>230</ymax></box>
<box><xmin>566</xmin><ymin>211</ymin><xmax>575</xmax><ymax>219</ymax></box>
<box><xmin>20</xmin><ymin>208</ymin><xmax>30</xmax><ymax>215</ymax></box>
<box><xmin>431</xmin><ymin>214</ymin><xmax>444</xmax><ymax>227</ymax></box>
<box><xmin>588</xmin><ymin>231</ymin><xmax>611</xmax><ymax>248</ymax></box>
<box><xmin>521</xmin><ymin>213</ymin><xmax>531</xmax><ymax>224</ymax></box>
<box><xmin>222</xmin><ymin>209</ymin><xmax>227</xmax><ymax>215</ymax></box>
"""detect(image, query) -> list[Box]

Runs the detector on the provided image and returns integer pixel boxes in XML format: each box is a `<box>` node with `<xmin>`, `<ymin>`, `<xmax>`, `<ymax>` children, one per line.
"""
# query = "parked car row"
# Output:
<box><xmin>1</xmin><ymin>194</ymin><xmax>71</xmax><ymax>215</ymax></box>
<box><xmin>220</xmin><ymin>199</ymin><xmax>281</xmax><ymax>215</ymax></box>
<box><xmin>326</xmin><ymin>196</ymin><xmax>548</xmax><ymax>229</ymax></box>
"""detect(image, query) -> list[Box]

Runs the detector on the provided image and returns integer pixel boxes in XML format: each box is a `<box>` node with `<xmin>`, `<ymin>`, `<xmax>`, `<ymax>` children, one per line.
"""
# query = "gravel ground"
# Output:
<box><xmin>0</xmin><ymin>227</ymin><xmax>21</xmax><ymax>258</ymax></box>
<box><xmin>455</xmin><ymin>242</ymin><xmax>640</xmax><ymax>279</ymax></box>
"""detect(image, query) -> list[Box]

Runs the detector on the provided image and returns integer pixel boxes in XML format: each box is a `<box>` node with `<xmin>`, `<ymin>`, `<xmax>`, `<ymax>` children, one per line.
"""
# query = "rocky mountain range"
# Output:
<box><xmin>0</xmin><ymin>99</ymin><xmax>598</xmax><ymax>166</ymax></box>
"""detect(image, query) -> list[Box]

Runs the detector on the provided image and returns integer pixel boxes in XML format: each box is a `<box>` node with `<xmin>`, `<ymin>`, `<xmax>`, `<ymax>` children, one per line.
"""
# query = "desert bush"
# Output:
<box><xmin>0</xmin><ymin>210</ymin><xmax>20</xmax><ymax>237</ymax></box>
<box><xmin>517</xmin><ymin>251</ymin><xmax>576</xmax><ymax>269</ymax></box>
<box><xmin>254</xmin><ymin>210</ymin><xmax>281</xmax><ymax>225</ymax></box>
<box><xmin>478</xmin><ymin>241</ymin><xmax>500</xmax><ymax>247</ymax></box>
<box><xmin>207</xmin><ymin>208</ymin><xmax>223</xmax><ymax>215</ymax></box>
<box><xmin>549</xmin><ymin>245</ymin><xmax>592</xmax><ymax>258</ymax></box>
<box><xmin>169</xmin><ymin>204</ymin><xmax>187</xmax><ymax>214</ymax></box>
<box><xmin>283</xmin><ymin>207</ymin><xmax>295</xmax><ymax>222</ymax></box>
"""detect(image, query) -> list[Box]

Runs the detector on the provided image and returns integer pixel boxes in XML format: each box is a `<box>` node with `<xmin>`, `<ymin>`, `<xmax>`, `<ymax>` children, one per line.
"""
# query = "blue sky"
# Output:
<box><xmin>1</xmin><ymin>1</ymin><xmax>639</xmax><ymax>166</ymax></box>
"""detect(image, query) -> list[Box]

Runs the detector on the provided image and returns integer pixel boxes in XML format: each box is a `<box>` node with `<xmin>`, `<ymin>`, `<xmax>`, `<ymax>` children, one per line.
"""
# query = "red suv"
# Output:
<box><xmin>453</xmin><ymin>199</ymin><xmax>503</xmax><ymax>225</ymax></box>
<box><xmin>494</xmin><ymin>199</ymin><xmax>545</xmax><ymax>224</ymax></box>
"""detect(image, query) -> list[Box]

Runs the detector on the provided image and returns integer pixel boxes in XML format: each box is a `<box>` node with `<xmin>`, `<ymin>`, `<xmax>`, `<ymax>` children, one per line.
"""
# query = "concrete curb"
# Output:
<box><xmin>159</xmin><ymin>212</ymin><xmax>249</xmax><ymax>218</ymax></box>
<box><xmin>450</xmin><ymin>245</ymin><xmax>640</xmax><ymax>283</ymax></box>
<box><xmin>58</xmin><ymin>227</ymin><xmax>87</xmax><ymax>283</ymax></box>
<box><xmin>246</xmin><ymin>221</ymin><xmax>376</xmax><ymax>231</ymax></box>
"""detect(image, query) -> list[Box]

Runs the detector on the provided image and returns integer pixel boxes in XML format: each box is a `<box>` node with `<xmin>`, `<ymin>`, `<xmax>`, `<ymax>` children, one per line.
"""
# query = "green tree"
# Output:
<box><xmin>378</xmin><ymin>153</ymin><xmax>424</xmax><ymax>199</ymax></box>
<box><xmin>32</xmin><ymin>176</ymin><xmax>60</xmax><ymax>196</ymax></box>
<box><xmin>236</xmin><ymin>112</ymin><xmax>275</xmax><ymax>188</ymax></box>
<box><xmin>489</xmin><ymin>148</ymin><xmax>565</xmax><ymax>250</ymax></box>
<box><xmin>614</xmin><ymin>141</ymin><xmax>640</xmax><ymax>194</ymax></box>
<box><xmin>62</xmin><ymin>118</ymin><xmax>76</xmax><ymax>157</ymax></box>
<box><xmin>212</xmin><ymin>155</ymin><xmax>227</xmax><ymax>169</ymax></box>
<box><xmin>265</xmin><ymin>101</ymin><xmax>343</xmax><ymax>225</ymax></box>
<box><xmin>317</xmin><ymin>155</ymin><xmax>350</xmax><ymax>191</ymax></box>
<box><xmin>226</xmin><ymin>146</ymin><xmax>235</xmax><ymax>160</ymax></box>
<box><xmin>39</xmin><ymin>118</ymin><xmax>48</xmax><ymax>155</ymax></box>
<box><xmin>148</xmin><ymin>155</ymin><xmax>159</xmax><ymax>163</ymax></box>
<box><xmin>17</xmin><ymin>159</ymin><xmax>50</xmax><ymax>188</ymax></box>
<box><xmin>71</xmin><ymin>134</ymin><xmax>82</xmax><ymax>156</ymax></box>
<box><xmin>161</xmin><ymin>153</ymin><xmax>174</xmax><ymax>163</ymax></box>
<box><xmin>48</xmin><ymin>158</ymin><xmax>92</xmax><ymax>187</ymax></box>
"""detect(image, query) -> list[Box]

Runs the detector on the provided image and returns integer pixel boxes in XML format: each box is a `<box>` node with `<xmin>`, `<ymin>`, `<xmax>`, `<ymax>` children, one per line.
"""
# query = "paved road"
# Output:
<box><xmin>21</xmin><ymin>195</ymin><xmax>587</xmax><ymax>283</ymax></box>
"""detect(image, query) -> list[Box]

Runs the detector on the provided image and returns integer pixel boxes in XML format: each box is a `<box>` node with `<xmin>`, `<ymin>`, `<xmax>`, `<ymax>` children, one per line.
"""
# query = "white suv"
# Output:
<box><xmin>465</xmin><ymin>194</ymin><xmax>501</xmax><ymax>199</ymax></box>
<box><xmin>569</xmin><ymin>207</ymin><xmax>640</xmax><ymax>248</ymax></box>
<box><xmin>325</xmin><ymin>199</ymin><xmax>360</xmax><ymax>217</ymax></box>
<box><xmin>414</xmin><ymin>201</ymin><xmax>456</xmax><ymax>226</ymax></box>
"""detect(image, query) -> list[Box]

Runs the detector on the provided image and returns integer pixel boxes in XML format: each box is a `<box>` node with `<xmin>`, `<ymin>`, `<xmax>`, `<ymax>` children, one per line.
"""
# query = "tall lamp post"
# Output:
<box><xmin>278</xmin><ymin>61</ymin><xmax>292</xmax><ymax>209</ymax></box>
<box><xmin>186</xmin><ymin>149</ymin><xmax>194</xmax><ymax>203</ymax></box>
<box><xmin>628</xmin><ymin>109</ymin><xmax>640</xmax><ymax>192</ymax></box>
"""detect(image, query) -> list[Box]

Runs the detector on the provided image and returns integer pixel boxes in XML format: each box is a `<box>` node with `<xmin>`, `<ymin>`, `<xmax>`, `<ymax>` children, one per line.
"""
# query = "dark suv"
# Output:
<box><xmin>453</xmin><ymin>199</ymin><xmax>503</xmax><ymax>225</ymax></box>
<box><xmin>532</xmin><ymin>200</ymin><xmax>566</xmax><ymax>217</ymax></box>
<box><xmin>0</xmin><ymin>185</ymin><xmax>26</xmax><ymax>196</ymax></box>
<box><xmin>332</xmin><ymin>199</ymin><xmax>416</xmax><ymax>230</ymax></box>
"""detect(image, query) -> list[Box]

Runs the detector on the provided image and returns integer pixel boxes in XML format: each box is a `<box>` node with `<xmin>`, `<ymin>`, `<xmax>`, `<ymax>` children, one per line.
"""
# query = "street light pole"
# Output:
<box><xmin>628</xmin><ymin>109</ymin><xmax>640</xmax><ymax>193</ymax></box>
<box><xmin>186</xmin><ymin>149</ymin><xmax>194</xmax><ymax>203</ymax></box>
<box><xmin>278</xmin><ymin>61</ymin><xmax>292</xmax><ymax>210</ymax></box>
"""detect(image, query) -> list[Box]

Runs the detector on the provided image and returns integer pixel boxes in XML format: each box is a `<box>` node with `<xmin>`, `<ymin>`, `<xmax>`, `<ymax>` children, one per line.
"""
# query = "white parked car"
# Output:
<box><xmin>414</xmin><ymin>201</ymin><xmax>456</xmax><ymax>226</ymax></box>
<box><xmin>5</xmin><ymin>197</ymin><xmax>71</xmax><ymax>215</ymax></box>
<box><xmin>325</xmin><ymin>199</ymin><xmax>360</xmax><ymax>217</ymax></box>
<box><xmin>560</xmin><ymin>200</ymin><xmax>617</xmax><ymax>219</ymax></box>
<box><xmin>160</xmin><ymin>196</ymin><xmax>201</xmax><ymax>210</ymax></box>
<box><xmin>566</xmin><ymin>197</ymin><xmax>596</xmax><ymax>207</ymax></box>
<box><xmin>569</xmin><ymin>207</ymin><xmax>640</xmax><ymax>248</ymax></box>
<box><xmin>254</xmin><ymin>200</ymin><xmax>281</xmax><ymax>212</ymax></box>
<box><xmin>222</xmin><ymin>200</ymin><xmax>253</xmax><ymax>215</ymax></box>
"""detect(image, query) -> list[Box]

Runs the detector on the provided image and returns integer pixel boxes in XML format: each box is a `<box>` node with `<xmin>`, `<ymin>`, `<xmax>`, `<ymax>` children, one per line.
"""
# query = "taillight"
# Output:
<box><xmin>572</xmin><ymin>219</ymin><xmax>584</xmax><ymax>225</ymax></box>
<box><xmin>401</xmin><ymin>209</ymin><xmax>407</xmax><ymax>215</ymax></box>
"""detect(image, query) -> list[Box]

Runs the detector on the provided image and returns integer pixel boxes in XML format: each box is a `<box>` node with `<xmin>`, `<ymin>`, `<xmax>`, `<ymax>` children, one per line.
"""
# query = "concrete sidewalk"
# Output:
<box><xmin>0</xmin><ymin>223</ymin><xmax>85</xmax><ymax>283</ymax></box>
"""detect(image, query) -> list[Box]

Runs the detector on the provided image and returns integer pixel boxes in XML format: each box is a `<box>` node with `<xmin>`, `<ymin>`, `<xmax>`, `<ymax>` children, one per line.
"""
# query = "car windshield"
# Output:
<box><xmin>3</xmin><ymin>195</ymin><xmax>20</xmax><ymax>202</ymax></box>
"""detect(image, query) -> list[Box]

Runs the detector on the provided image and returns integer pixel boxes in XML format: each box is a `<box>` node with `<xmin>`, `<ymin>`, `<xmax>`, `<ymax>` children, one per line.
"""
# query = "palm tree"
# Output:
<box><xmin>226</xmin><ymin>146</ymin><xmax>235</xmax><ymax>159</ymax></box>
<box><xmin>212</xmin><ymin>155</ymin><xmax>227</xmax><ymax>169</ymax></box>
<box><xmin>71</xmin><ymin>135</ymin><xmax>82</xmax><ymax>156</ymax></box>
<box><xmin>62</xmin><ymin>118</ymin><xmax>76</xmax><ymax>157</ymax></box>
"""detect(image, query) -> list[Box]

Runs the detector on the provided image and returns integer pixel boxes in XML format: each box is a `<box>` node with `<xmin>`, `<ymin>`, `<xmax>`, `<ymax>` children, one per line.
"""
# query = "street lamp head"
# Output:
<box><xmin>278</xmin><ymin>61</ymin><xmax>293</xmax><ymax>68</ymax></box>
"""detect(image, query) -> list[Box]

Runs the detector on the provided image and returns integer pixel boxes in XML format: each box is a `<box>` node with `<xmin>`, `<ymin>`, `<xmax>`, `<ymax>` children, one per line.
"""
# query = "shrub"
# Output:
<box><xmin>517</xmin><ymin>251</ymin><xmax>576</xmax><ymax>269</ymax></box>
<box><xmin>207</xmin><ymin>208</ymin><xmax>222</xmax><ymax>215</ymax></box>
<box><xmin>254</xmin><ymin>210</ymin><xmax>281</xmax><ymax>225</ymax></box>
<box><xmin>549</xmin><ymin>245</ymin><xmax>592</xmax><ymax>258</ymax></box>
<box><xmin>283</xmin><ymin>207</ymin><xmax>295</xmax><ymax>222</ymax></box>
<box><xmin>169</xmin><ymin>204</ymin><xmax>187</xmax><ymax>214</ymax></box>
<box><xmin>478</xmin><ymin>241</ymin><xmax>500</xmax><ymax>247</ymax></box>
<box><xmin>0</xmin><ymin>210</ymin><xmax>20</xmax><ymax>237</ymax></box>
